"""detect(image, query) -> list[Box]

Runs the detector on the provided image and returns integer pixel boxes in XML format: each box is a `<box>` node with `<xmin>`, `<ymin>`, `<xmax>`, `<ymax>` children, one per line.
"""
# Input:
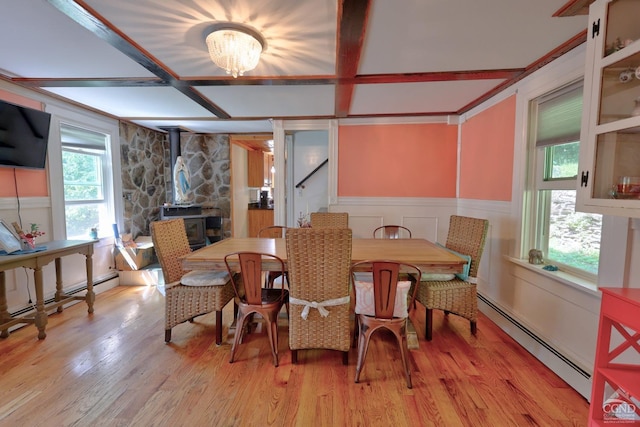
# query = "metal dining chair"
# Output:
<box><xmin>373</xmin><ymin>225</ymin><xmax>412</xmax><ymax>239</ymax></box>
<box><xmin>257</xmin><ymin>226</ymin><xmax>288</xmax><ymax>288</ymax></box>
<box><xmin>351</xmin><ymin>260</ymin><xmax>422</xmax><ymax>388</ymax></box>
<box><xmin>257</xmin><ymin>225</ymin><xmax>287</xmax><ymax>239</ymax></box>
<box><xmin>224</xmin><ymin>251</ymin><xmax>288</xmax><ymax>367</ymax></box>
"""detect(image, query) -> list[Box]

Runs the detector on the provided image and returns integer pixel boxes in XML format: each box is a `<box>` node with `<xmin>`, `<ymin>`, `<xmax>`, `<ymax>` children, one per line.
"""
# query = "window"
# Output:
<box><xmin>528</xmin><ymin>81</ymin><xmax>602</xmax><ymax>278</ymax></box>
<box><xmin>60</xmin><ymin>124</ymin><xmax>112</xmax><ymax>239</ymax></box>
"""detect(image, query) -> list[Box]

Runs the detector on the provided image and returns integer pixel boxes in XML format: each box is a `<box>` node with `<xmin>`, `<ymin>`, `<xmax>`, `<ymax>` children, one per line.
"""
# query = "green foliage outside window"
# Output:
<box><xmin>62</xmin><ymin>150</ymin><xmax>104</xmax><ymax>238</ymax></box>
<box><xmin>542</xmin><ymin>142</ymin><xmax>601</xmax><ymax>275</ymax></box>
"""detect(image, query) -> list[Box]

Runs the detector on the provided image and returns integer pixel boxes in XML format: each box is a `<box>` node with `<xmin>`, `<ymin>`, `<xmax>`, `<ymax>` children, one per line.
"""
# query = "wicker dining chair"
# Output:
<box><xmin>309</xmin><ymin>212</ymin><xmax>349</xmax><ymax>228</ymax></box>
<box><xmin>351</xmin><ymin>260</ymin><xmax>422</xmax><ymax>388</ymax></box>
<box><xmin>285</xmin><ymin>227</ymin><xmax>353</xmax><ymax>364</ymax></box>
<box><xmin>258</xmin><ymin>225</ymin><xmax>288</xmax><ymax>288</ymax></box>
<box><xmin>150</xmin><ymin>218</ymin><xmax>235</xmax><ymax>345</ymax></box>
<box><xmin>373</xmin><ymin>225</ymin><xmax>412</xmax><ymax>239</ymax></box>
<box><xmin>415</xmin><ymin>215</ymin><xmax>489</xmax><ymax>341</ymax></box>
<box><xmin>224</xmin><ymin>252</ymin><xmax>288</xmax><ymax>367</ymax></box>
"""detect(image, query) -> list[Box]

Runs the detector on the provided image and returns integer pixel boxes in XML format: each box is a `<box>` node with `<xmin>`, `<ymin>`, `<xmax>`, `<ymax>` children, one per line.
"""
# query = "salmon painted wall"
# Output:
<box><xmin>338</xmin><ymin>123</ymin><xmax>458</xmax><ymax>197</ymax></box>
<box><xmin>459</xmin><ymin>95</ymin><xmax>516</xmax><ymax>201</ymax></box>
<box><xmin>0</xmin><ymin>90</ymin><xmax>49</xmax><ymax>198</ymax></box>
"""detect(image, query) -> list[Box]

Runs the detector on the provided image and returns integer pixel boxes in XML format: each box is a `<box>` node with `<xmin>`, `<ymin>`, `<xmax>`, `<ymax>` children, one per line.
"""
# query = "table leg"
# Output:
<box><xmin>85</xmin><ymin>252</ymin><xmax>95</xmax><ymax>313</ymax></box>
<box><xmin>55</xmin><ymin>258</ymin><xmax>64</xmax><ymax>313</ymax></box>
<box><xmin>33</xmin><ymin>267</ymin><xmax>47</xmax><ymax>339</ymax></box>
<box><xmin>0</xmin><ymin>271</ymin><xmax>9</xmax><ymax>338</ymax></box>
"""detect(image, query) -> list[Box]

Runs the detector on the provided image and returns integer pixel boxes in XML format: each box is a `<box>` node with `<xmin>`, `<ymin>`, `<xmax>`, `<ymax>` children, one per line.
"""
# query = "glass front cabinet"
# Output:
<box><xmin>577</xmin><ymin>0</ymin><xmax>640</xmax><ymax>217</ymax></box>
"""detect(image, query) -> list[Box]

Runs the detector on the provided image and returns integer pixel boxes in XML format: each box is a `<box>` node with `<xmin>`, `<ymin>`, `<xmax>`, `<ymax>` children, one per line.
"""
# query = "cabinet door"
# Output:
<box><xmin>247</xmin><ymin>150</ymin><xmax>265</xmax><ymax>187</ymax></box>
<box><xmin>248</xmin><ymin>210</ymin><xmax>274</xmax><ymax>237</ymax></box>
<box><xmin>577</xmin><ymin>0</ymin><xmax>640</xmax><ymax>216</ymax></box>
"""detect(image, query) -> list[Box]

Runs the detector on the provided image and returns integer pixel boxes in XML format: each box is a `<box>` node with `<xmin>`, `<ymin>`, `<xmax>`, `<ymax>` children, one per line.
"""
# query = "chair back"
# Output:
<box><xmin>352</xmin><ymin>260</ymin><xmax>421</xmax><ymax>319</ymax></box>
<box><xmin>224</xmin><ymin>252</ymin><xmax>286</xmax><ymax>305</ymax></box>
<box><xmin>285</xmin><ymin>227</ymin><xmax>353</xmax><ymax>351</ymax></box>
<box><xmin>373</xmin><ymin>225</ymin><xmax>412</xmax><ymax>239</ymax></box>
<box><xmin>445</xmin><ymin>215</ymin><xmax>489</xmax><ymax>278</ymax></box>
<box><xmin>310</xmin><ymin>212</ymin><xmax>349</xmax><ymax>228</ymax></box>
<box><xmin>258</xmin><ymin>225</ymin><xmax>287</xmax><ymax>238</ymax></box>
<box><xmin>150</xmin><ymin>218</ymin><xmax>191</xmax><ymax>283</ymax></box>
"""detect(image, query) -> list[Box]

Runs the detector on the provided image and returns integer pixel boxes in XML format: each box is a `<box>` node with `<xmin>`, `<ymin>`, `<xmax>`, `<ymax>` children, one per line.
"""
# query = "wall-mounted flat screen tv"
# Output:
<box><xmin>0</xmin><ymin>99</ymin><xmax>51</xmax><ymax>169</ymax></box>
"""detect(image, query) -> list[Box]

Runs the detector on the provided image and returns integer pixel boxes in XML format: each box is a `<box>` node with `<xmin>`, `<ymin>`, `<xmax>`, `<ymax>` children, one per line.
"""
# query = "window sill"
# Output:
<box><xmin>506</xmin><ymin>256</ymin><xmax>600</xmax><ymax>297</ymax></box>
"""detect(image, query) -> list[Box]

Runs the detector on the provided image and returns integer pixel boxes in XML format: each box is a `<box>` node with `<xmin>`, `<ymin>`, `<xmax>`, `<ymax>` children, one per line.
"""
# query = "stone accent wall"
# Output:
<box><xmin>119</xmin><ymin>122</ymin><xmax>167</xmax><ymax>238</ymax></box>
<box><xmin>119</xmin><ymin>122</ymin><xmax>232</xmax><ymax>239</ymax></box>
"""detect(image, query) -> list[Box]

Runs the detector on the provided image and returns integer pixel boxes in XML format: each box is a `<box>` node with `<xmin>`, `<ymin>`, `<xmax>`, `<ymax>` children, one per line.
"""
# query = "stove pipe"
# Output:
<box><xmin>166</xmin><ymin>127</ymin><xmax>183</xmax><ymax>204</ymax></box>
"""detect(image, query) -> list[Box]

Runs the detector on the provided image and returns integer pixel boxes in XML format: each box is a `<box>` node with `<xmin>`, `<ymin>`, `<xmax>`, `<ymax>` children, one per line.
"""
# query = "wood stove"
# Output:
<box><xmin>160</xmin><ymin>205</ymin><xmax>221</xmax><ymax>250</ymax></box>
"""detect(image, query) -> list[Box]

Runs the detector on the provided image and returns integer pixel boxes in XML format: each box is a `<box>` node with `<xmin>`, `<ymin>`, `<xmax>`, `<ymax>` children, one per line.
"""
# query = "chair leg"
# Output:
<box><xmin>425</xmin><ymin>308</ymin><xmax>433</xmax><ymax>341</ymax></box>
<box><xmin>215</xmin><ymin>310</ymin><xmax>224</xmax><ymax>345</ymax></box>
<box><xmin>470</xmin><ymin>320</ymin><xmax>477</xmax><ymax>336</ymax></box>
<box><xmin>291</xmin><ymin>349</ymin><xmax>298</xmax><ymax>364</ymax></box>
<box><xmin>352</xmin><ymin>316</ymin><xmax>359</xmax><ymax>349</ymax></box>
<box><xmin>229</xmin><ymin>311</ymin><xmax>249</xmax><ymax>363</ymax></box>
<box><xmin>394</xmin><ymin>324</ymin><xmax>412</xmax><ymax>389</ymax></box>
<box><xmin>342</xmin><ymin>351</ymin><xmax>348</xmax><ymax>365</ymax></box>
<box><xmin>266</xmin><ymin>315</ymin><xmax>279</xmax><ymax>367</ymax></box>
<box><xmin>165</xmin><ymin>329</ymin><xmax>171</xmax><ymax>343</ymax></box>
<box><xmin>354</xmin><ymin>321</ymin><xmax>372</xmax><ymax>383</ymax></box>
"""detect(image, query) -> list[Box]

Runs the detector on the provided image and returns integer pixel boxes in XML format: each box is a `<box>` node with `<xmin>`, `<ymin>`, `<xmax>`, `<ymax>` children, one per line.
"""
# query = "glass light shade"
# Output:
<box><xmin>206</xmin><ymin>29</ymin><xmax>263</xmax><ymax>78</ymax></box>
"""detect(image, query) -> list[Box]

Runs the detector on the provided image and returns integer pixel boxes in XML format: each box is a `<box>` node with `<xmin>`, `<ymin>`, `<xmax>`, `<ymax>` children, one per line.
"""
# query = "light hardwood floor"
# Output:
<box><xmin>0</xmin><ymin>285</ymin><xmax>589</xmax><ymax>426</ymax></box>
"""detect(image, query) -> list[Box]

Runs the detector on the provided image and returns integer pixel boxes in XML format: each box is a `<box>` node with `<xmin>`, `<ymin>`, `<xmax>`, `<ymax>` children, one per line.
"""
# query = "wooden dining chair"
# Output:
<box><xmin>285</xmin><ymin>227</ymin><xmax>353</xmax><ymax>364</ymax></box>
<box><xmin>150</xmin><ymin>218</ymin><xmax>235</xmax><ymax>345</ymax></box>
<box><xmin>257</xmin><ymin>226</ymin><xmax>288</xmax><ymax>288</ymax></box>
<box><xmin>351</xmin><ymin>260</ymin><xmax>422</xmax><ymax>388</ymax></box>
<box><xmin>416</xmin><ymin>215</ymin><xmax>489</xmax><ymax>341</ymax></box>
<box><xmin>309</xmin><ymin>212</ymin><xmax>349</xmax><ymax>228</ymax></box>
<box><xmin>224</xmin><ymin>252</ymin><xmax>288</xmax><ymax>367</ymax></box>
<box><xmin>373</xmin><ymin>225</ymin><xmax>412</xmax><ymax>239</ymax></box>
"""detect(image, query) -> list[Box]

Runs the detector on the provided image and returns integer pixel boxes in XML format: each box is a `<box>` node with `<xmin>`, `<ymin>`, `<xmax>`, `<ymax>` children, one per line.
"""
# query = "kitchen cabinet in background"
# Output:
<box><xmin>248</xmin><ymin>208</ymin><xmax>274</xmax><ymax>237</ymax></box>
<box><xmin>247</xmin><ymin>150</ymin><xmax>274</xmax><ymax>188</ymax></box>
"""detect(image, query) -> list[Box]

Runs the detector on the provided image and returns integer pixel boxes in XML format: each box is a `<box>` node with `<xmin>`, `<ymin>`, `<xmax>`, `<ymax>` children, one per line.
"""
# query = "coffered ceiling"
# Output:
<box><xmin>0</xmin><ymin>0</ymin><xmax>590</xmax><ymax>135</ymax></box>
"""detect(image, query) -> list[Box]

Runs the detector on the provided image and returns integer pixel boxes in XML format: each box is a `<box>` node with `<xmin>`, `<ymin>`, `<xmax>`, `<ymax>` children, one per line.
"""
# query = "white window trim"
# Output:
<box><xmin>510</xmin><ymin>45</ymin><xmax>628</xmax><ymax>289</ymax></box>
<box><xmin>45</xmin><ymin>102</ymin><xmax>122</xmax><ymax>241</ymax></box>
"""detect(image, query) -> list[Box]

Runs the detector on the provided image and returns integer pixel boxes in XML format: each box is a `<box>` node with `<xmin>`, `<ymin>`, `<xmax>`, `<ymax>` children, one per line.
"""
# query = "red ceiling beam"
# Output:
<box><xmin>334</xmin><ymin>0</ymin><xmax>371</xmax><ymax>118</ymax></box>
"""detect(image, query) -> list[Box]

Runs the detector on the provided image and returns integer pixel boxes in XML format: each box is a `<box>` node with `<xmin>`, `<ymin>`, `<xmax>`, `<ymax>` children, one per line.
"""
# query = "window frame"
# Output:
<box><xmin>45</xmin><ymin>102</ymin><xmax>121</xmax><ymax>241</ymax></box>
<box><xmin>526</xmin><ymin>81</ymin><xmax>602</xmax><ymax>282</ymax></box>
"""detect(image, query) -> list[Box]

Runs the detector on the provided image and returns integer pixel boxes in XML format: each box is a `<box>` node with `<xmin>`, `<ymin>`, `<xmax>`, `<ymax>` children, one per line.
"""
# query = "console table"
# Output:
<box><xmin>0</xmin><ymin>240</ymin><xmax>95</xmax><ymax>339</ymax></box>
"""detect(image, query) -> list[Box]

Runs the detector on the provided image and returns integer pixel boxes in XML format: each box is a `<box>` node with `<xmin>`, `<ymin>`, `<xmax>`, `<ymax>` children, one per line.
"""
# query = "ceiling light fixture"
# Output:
<box><xmin>205</xmin><ymin>23</ymin><xmax>265</xmax><ymax>78</ymax></box>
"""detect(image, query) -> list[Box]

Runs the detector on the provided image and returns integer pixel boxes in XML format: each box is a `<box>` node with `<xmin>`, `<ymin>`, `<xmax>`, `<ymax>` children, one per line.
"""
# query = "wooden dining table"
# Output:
<box><xmin>180</xmin><ymin>237</ymin><xmax>466</xmax><ymax>348</ymax></box>
<box><xmin>181</xmin><ymin>237</ymin><xmax>466</xmax><ymax>275</ymax></box>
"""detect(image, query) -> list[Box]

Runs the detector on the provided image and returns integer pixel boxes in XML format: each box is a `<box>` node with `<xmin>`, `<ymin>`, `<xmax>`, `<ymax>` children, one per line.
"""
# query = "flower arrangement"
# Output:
<box><xmin>297</xmin><ymin>211</ymin><xmax>311</xmax><ymax>228</ymax></box>
<box><xmin>12</xmin><ymin>222</ymin><xmax>45</xmax><ymax>249</ymax></box>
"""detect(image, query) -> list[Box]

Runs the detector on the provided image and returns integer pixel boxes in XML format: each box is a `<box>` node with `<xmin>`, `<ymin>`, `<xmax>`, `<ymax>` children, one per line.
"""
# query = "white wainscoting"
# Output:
<box><xmin>0</xmin><ymin>196</ymin><xmax>118</xmax><ymax>314</ymax></box>
<box><xmin>333</xmin><ymin>196</ymin><xmax>600</xmax><ymax>399</ymax></box>
<box><xmin>333</xmin><ymin>197</ymin><xmax>457</xmax><ymax>241</ymax></box>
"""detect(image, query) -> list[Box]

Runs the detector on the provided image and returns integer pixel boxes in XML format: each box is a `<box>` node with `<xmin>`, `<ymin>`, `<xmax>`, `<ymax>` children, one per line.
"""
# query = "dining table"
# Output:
<box><xmin>180</xmin><ymin>237</ymin><xmax>467</xmax><ymax>348</ymax></box>
<box><xmin>181</xmin><ymin>237</ymin><xmax>466</xmax><ymax>274</ymax></box>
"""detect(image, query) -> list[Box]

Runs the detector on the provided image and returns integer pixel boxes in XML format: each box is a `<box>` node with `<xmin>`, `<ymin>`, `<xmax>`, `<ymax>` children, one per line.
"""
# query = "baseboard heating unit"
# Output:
<box><xmin>477</xmin><ymin>293</ymin><xmax>592</xmax><ymax>400</ymax></box>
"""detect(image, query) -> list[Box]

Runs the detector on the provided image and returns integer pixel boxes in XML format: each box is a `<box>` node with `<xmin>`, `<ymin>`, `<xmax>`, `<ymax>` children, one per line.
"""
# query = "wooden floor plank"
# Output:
<box><xmin>0</xmin><ymin>285</ymin><xmax>589</xmax><ymax>426</ymax></box>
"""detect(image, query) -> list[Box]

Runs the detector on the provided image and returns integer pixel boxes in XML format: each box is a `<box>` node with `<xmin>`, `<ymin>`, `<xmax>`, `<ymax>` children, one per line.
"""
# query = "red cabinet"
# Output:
<box><xmin>589</xmin><ymin>287</ymin><xmax>640</xmax><ymax>425</ymax></box>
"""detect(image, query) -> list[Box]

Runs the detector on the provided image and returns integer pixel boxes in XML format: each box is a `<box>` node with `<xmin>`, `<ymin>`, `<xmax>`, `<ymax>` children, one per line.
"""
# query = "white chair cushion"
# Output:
<box><xmin>355</xmin><ymin>280</ymin><xmax>411</xmax><ymax>318</ymax></box>
<box><xmin>421</xmin><ymin>273</ymin><xmax>455</xmax><ymax>281</ymax></box>
<box><xmin>353</xmin><ymin>272</ymin><xmax>373</xmax><ymax>282</ymax></box>
<box><xmin>181</xmin><ymin>270</ymin><xmax>230</xmax><ymax>286</ymax></box>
